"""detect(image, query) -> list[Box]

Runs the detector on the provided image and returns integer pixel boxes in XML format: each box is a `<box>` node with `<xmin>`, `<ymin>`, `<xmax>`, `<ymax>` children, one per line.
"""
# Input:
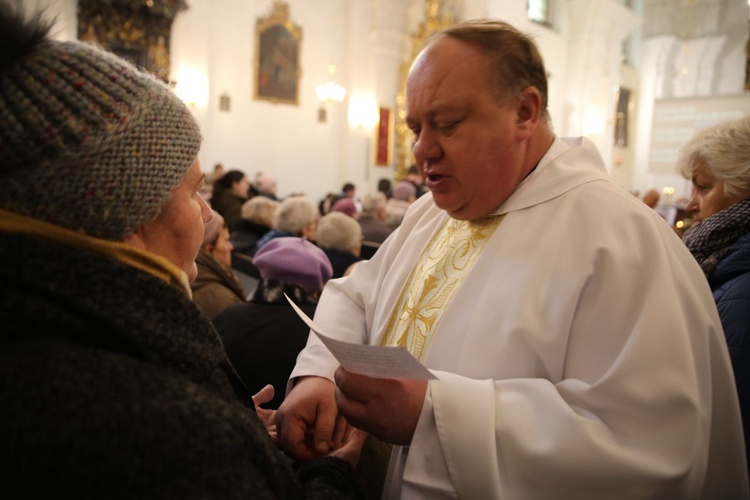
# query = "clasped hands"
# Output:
<box><xmin>252</xmin><ymin>384</ymin><xmax>278</xmax><ymax>442</ymax></box>
<box><xmin>273</xmin><ymin>368</ymin><xmax>428</xmax><ymax>466</ymax></box>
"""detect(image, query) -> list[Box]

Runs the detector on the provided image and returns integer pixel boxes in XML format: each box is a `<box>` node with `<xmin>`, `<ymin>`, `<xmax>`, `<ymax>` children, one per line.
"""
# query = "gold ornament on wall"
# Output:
<box><xmin>394</xmin><ymin>0</ymin><xmax>454</xmax><ymax>180</ymax></box>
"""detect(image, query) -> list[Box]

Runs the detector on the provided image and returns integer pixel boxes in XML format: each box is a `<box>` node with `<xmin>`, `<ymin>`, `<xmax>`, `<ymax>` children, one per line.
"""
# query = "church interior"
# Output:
<box><xmin>4</xmin><ymin>1</ymin><xmax>750</xmax><ymax>495</ymax></box>
<box><xmin>20</xmin><ymin>0</ymin><xmax>750</xmax><ymax>217</ymax></box>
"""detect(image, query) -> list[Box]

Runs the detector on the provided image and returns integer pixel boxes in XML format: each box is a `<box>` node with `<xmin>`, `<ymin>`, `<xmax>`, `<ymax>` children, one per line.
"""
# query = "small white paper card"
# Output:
<box><xmin>285</xmin><ymin>294</ymin><xmax>437</xmax><ymax>380</ymax></box>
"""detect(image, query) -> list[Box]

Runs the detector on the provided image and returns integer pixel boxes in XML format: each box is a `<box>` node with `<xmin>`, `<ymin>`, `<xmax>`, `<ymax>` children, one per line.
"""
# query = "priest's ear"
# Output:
<box><xmin>515</xmin><ymin>86</ymin><xmax>543</xmax><ymax>139</ymax></box>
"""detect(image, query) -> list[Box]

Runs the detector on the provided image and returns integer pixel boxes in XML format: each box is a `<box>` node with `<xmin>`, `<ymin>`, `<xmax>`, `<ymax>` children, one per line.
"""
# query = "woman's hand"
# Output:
<box><xmin>253</xmin><ymin>384</ymin><xmax>278</xmax><ymax>442</ymax></box>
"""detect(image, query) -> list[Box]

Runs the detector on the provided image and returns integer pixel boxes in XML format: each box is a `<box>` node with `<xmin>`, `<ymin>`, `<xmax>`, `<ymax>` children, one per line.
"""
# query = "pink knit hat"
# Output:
<box><xmin>393</xmin><ymin>181</ymin><xmax>416</xmax><ymax>201</ymax></box>
<box><xmin>252</xmin><ymin>237</ymin><xmax>333</xmax><ymax>292</ymax></box>
<box><xmin>332</xmin><ymin>198</ymin><xmax>357</xmax><ymax>218</ymax></box>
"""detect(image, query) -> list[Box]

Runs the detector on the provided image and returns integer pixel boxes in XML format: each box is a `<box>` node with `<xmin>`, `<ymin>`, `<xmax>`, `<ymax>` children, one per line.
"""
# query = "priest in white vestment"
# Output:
<box><xmin>275</xmin><ymin>19</ymin><xmax>748</xmax><ymax>499</ymax></box>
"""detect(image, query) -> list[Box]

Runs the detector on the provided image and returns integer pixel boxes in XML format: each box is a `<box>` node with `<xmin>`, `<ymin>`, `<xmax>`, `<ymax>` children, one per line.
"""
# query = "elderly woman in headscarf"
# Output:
<box><xmin>191</xmin><ymin>210</ymin><xmax>247</xmax><ymax>318</ymax></box>
<box><xmin>0</xmin><ymin>3</ymin><xmax>361</xmax><ymax>496</ymax></box>
<box><xmin>679</xmin><ymin>115</ymin><xmax>750</xmax><ymax>469</ymax></box>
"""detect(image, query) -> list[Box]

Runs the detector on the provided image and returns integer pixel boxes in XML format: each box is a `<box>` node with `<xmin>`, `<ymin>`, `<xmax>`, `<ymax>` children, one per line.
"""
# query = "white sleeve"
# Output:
<box><xmin>288</xmin><ymin>224</ymin><xmax>402</xmax><ymax>384</ymax></box>
<box><xmin>401</xmin><ymin>238</ymin><xmax>747</xmax><ymax>499</ymax></box>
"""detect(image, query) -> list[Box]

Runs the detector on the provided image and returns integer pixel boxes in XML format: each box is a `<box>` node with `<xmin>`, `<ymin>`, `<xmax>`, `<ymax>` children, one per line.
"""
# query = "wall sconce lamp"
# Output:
<box><xmin>662</xmin><ymin>186</ymin><xmax>675</xmax><ymax>205</ymax></box>
<box><xmin>173</xmin><ymin>67</ymin><xmax>209</xmax><ymax>108</ymax></box>
<box><xmin>348</xmin><ymin>93</ymin><xmax>379</xmax><ymax>131</ymax></box>
<box><xmin>316</xmin><ymin>65</ymin><xmax>346</xmax><ymax>123</ymax></box>
<box><xmin>348</xmin><ymin>93</ymin><xmax>380</xmax><ymax>179</ymax></box>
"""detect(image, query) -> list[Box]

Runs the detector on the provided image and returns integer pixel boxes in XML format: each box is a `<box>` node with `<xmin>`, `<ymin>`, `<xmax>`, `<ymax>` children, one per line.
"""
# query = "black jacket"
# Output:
<box><xmin>214</xmin><ymin>297</ymin><xmax>316</xmax><ymax>410</ymax></box>
<box><xmin>710</xmin><ymin>231</ymin><xmax>750</xmax><ymax>468</ymax></box>
<box><xmin>321</xmin><ymin>248</ymin><xmax>361</xmax><ymax>279</ymax></box>
<box><xmin>230</xmin><ymin>219</ymin><xmax>272</xmax><ymax>256</ymax></box>
<box><xmin>0</xmin><ymin>230</ymin><xmax>358</xmax><ymax>498</ymax></box>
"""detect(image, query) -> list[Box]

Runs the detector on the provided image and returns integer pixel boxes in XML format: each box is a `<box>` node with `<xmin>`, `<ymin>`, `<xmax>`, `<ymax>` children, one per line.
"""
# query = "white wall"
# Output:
<box><xmin>634</xmin><ymin>0</ymin><xmax>749</xmax><ymax>202</ymax></box>
<box><xmin>22</xmin><ymin>0</ymin><xmax>76</xmax><ymax>40</ymax></box>
<box><xmin>168</xmin><ymin>0</ymin><xmax>415</xmax><ymax>202</ymax></box>
<box><xmin>171</xmin><ymin>0</ymin><xmax>358</xmax><ymax>202</ymax></box>
<box><xmin>479</xmin><ymin>0</ymin><xmax>568</xmax><ymax>135</ymax></box>
<box><xmin>27</xmin><ymin>0</ymin><xmax>407</xmax><ymax>202</ymax></box>
<box><xmin>25</xmin><ymin>0</ymin><xmax>750</xmax><ymax>204</ymax></box>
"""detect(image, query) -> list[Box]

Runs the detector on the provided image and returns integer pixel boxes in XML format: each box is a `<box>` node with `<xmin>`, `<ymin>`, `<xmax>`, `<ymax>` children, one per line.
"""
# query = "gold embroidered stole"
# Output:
<box><xmin>380</xmin><ymin>214</ymin><xmax>505</xmax><ymax>360</ymax></box>
<box><xmin>355</xmin><ymin>214</ymin><xmax>505</xmax><ymax>498</ymax></box>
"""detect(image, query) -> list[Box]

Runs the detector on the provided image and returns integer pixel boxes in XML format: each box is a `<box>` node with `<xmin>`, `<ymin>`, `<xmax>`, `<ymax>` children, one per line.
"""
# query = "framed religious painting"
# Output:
<box><xmin>253</xmin><ymin>1</ymin><xmax>302</xmax><ymax>105</ymax></box>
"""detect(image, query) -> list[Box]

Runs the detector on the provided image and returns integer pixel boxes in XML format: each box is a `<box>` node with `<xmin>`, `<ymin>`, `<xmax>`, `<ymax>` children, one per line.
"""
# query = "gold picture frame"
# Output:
<box><xmin>253</xmin><ymin>1</ymin><xmax>303</xmax><ymax>105</ymax></box>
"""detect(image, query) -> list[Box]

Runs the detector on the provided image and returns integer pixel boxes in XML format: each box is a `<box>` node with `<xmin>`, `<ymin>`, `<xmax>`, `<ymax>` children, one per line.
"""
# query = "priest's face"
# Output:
<box><xmin>406</xmin><ymin>36</ymin><xmax>528</xmax><ymax>221</ymax></box>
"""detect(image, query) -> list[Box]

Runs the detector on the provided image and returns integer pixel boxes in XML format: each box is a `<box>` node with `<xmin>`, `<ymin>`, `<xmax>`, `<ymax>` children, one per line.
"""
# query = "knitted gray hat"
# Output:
<box><xmin>0</xmin><ymin>15</ymin><xmax>201</xmax><ymax>241</ymax></box>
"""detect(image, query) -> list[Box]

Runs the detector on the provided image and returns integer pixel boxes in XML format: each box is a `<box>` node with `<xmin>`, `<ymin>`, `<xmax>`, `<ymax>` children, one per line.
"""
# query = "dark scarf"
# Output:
<box><xmin>252</xmin><ymin>278</ymin><xmax>318</xmax><ymax>306</ymax></box>
<box><xmin>683</xmin><ymin>197</ymin><xmax>750</xmax><ymax>277</ymax></box>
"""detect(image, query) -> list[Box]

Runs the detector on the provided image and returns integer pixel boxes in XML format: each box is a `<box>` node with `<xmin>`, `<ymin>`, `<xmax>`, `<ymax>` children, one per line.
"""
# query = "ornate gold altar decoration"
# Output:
<box><xmin>77</xmin><ymin>0</ymin><xmax>187</xmax><ymax>83</ymax></box>
<box><xmin>254</xmin><ymin>1</ymin><xmax>303</xmax><ymax>105</ymax></box>
<box><xmin>393</xmin><ymin>0</ymin><xmax>455</xmax><ymax>180</ymax></box>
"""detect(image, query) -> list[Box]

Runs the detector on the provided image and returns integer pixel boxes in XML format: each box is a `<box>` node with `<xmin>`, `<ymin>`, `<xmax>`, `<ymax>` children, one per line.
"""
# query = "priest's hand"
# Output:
<box><xmin>333</xmin><ymin>366</ymin><xmax>428</xmax><ymax>445</ymax></box>
<box><xmin>276</xmin><ymin>375</ymin><xmax>340</xmax><ymax>462</ymax></box>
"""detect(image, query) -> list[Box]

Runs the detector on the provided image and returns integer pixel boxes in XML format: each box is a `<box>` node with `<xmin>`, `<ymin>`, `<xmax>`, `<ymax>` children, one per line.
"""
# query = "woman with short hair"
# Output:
<box><xmin>191</xmin><ymin>211</ymin><xmax>247</xmax><ymax>318</ymax></box>
<box><xmin>680</xmin><ymin>116</ymin><xmax>750</xmax><ymax>469</ymax></box>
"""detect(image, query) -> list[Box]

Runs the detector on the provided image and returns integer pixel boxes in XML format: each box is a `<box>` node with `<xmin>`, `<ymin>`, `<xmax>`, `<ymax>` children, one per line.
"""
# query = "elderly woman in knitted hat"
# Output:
<box><xmin>214</xmin><ymin>237</ymin><xmax>333</xmax><ymax>409</ymax></box>
<box><xmin>0</xmin><ymin>4</ymin><xmax>361</xmax><ymax>496</ymax></box>
<box><xmin>191</xmin><ymin>210</ymin><xmax>247</xmax><ymax>318</ymax></box>
<box><xmin>679</xmin><ymin>116</ymin><xmax>750</xmax><ymax>469</ymax></box>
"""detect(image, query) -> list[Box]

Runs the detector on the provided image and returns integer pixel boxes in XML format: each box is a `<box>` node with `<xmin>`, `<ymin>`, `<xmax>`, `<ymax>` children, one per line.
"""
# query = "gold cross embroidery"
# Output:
<box><xmin>381</xmin><ymin>214</ymin><xmax>505</xmax><ymax>361</ymax></box>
